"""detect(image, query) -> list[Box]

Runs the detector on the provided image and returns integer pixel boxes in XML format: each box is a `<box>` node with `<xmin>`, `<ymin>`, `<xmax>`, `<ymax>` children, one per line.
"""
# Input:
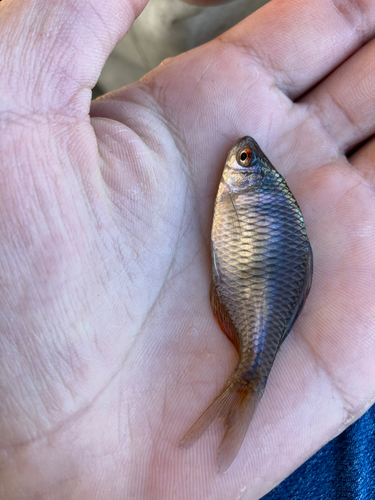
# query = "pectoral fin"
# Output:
<box><xmin>210</xmin><ymin>281</ymin><xmax>241</xmax><ymax>353</ymax></box>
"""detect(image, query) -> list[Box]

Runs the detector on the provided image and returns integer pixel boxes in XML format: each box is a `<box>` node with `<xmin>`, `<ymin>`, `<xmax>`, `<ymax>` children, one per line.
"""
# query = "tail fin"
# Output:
<box><xmin>180</xmin><ymin>378</ymin><xmax>261</xmax><ymax>473</ymax></box>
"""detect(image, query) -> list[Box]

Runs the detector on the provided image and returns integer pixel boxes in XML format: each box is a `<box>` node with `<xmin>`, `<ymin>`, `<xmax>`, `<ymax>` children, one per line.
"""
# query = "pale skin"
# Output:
<box><xmin>1</xmin><ymin>0</ymin><xmax>375</xmax><ymax>498</ymax></box>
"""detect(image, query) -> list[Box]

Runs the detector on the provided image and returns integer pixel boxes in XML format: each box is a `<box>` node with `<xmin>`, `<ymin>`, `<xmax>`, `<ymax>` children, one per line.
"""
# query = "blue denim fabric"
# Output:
<box><xmin>262</xmin><ymin>404</ymin><xmax>375</xmax><ymax>499</ymax></box>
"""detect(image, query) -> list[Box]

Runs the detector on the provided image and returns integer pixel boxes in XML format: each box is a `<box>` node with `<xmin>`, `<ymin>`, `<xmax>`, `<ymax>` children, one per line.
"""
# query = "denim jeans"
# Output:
<box><xmin>262</xmin><ymin>404</ymin><xmax>375</xmax><ymax>499</ymax></box>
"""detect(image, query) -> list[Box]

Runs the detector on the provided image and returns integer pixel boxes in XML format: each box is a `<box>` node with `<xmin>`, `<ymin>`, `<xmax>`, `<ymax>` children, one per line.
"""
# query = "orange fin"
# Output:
<box><xmin>210</xmin><ymin>282</ymin><xmax>241</xmax><ymax>353</ymax></box>
<box><xmin>180</xmin><ymin>377</ymin><xmax>262</xmax><ymax>473</ymax></box>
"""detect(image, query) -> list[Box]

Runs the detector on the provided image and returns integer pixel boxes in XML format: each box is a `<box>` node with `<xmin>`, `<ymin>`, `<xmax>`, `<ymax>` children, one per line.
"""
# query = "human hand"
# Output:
<box><xmin>1</xmin><ymin>0</ymin><xmax>375</xmax><ymax>498</ymax></box>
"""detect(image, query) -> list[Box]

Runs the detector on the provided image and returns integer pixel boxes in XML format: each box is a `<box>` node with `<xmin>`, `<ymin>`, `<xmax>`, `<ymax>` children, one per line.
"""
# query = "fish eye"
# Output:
<box><xmin>237</xmin><ymin>148</ymin><xmax>252</xmax><ymax>167</ymax></box>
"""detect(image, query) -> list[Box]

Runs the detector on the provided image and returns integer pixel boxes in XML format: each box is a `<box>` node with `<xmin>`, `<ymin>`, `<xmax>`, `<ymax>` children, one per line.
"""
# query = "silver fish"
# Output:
<box><xmin>180</xmin><ymin>137</ymin><xmax>313</xmax><ymax>473</ymax></box>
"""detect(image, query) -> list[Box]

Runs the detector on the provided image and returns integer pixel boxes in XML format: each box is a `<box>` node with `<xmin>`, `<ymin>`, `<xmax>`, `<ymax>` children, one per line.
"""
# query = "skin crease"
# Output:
<box><xmin>1</xmin><ymin>0</ymin><xmax>375</xmax><ymax>498</ymax></box>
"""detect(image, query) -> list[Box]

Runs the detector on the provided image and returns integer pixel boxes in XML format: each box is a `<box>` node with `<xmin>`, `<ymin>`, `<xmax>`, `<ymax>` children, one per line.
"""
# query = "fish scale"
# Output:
<box><xmin>180</xmin><ymin>137</ymin><xmax>312</xmax><ymax>473</ymax></box>
<box><xmin>213</xmin><ymin>190</ymin><xmax>307</xmax><ymax>364</ymax></box>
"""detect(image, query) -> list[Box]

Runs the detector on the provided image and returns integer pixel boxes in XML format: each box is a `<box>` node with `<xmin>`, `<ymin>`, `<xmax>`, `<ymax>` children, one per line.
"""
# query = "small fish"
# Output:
<box><xmin>180</xmin><ymin>137</ymin><xmax>313</xmax><ymax>473</ymax></box>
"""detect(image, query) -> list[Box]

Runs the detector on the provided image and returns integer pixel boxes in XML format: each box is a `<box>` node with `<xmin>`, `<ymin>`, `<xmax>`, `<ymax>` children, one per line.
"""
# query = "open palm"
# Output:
<box><xmin>1</xmin><ymin>0</ymin><xmax>375</xmax><ymax>498</ymax></box>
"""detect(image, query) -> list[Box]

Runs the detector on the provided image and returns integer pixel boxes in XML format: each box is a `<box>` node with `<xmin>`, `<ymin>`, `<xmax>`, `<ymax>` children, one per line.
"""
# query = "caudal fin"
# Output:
<box><xmin>180</xmin><ymin>378</ymin><xmax>261</xmax><ymax>473</ymax></box>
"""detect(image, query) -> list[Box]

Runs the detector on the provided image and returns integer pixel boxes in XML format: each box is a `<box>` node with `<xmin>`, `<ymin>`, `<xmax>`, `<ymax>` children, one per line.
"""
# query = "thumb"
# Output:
<box><xmin>0</xmin><ymin>0</ymin><xmax>147</xmax><ymax>116</ymax></box>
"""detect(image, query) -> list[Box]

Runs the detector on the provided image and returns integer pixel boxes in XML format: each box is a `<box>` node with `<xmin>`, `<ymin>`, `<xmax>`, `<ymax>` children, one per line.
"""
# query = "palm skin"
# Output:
<box><xmin>1</xmin><ymin>0</ymin><xmax>375</xmax><ymax>498</ymax></box>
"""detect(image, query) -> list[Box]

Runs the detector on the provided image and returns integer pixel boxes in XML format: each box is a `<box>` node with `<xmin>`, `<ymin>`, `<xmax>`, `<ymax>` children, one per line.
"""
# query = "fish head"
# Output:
<box><xmin>222</xmin><ymin>136</ymin><xmax>275</xmax><ymax>194</ymax></box>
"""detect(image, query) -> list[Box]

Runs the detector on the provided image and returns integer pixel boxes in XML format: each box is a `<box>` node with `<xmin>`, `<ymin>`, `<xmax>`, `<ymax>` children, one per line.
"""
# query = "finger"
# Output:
<box><xmin>302</xmin><ymin>38</ymin><xmax>375</xmax><ymax>154</ymax></box>
<box><xmin>349</xmin><ymin>137</ymin><xmax>375</xmax><ymax>187</ymax></box>
<box><xmin>220</xmin><ymin>0</ymin><xmax>375</xmax><ymax>99</ymax></box>
<box><xmin>0</xmin><ymin>0</ymin><xmax>147</xmax><ymax>115</ymax></box>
